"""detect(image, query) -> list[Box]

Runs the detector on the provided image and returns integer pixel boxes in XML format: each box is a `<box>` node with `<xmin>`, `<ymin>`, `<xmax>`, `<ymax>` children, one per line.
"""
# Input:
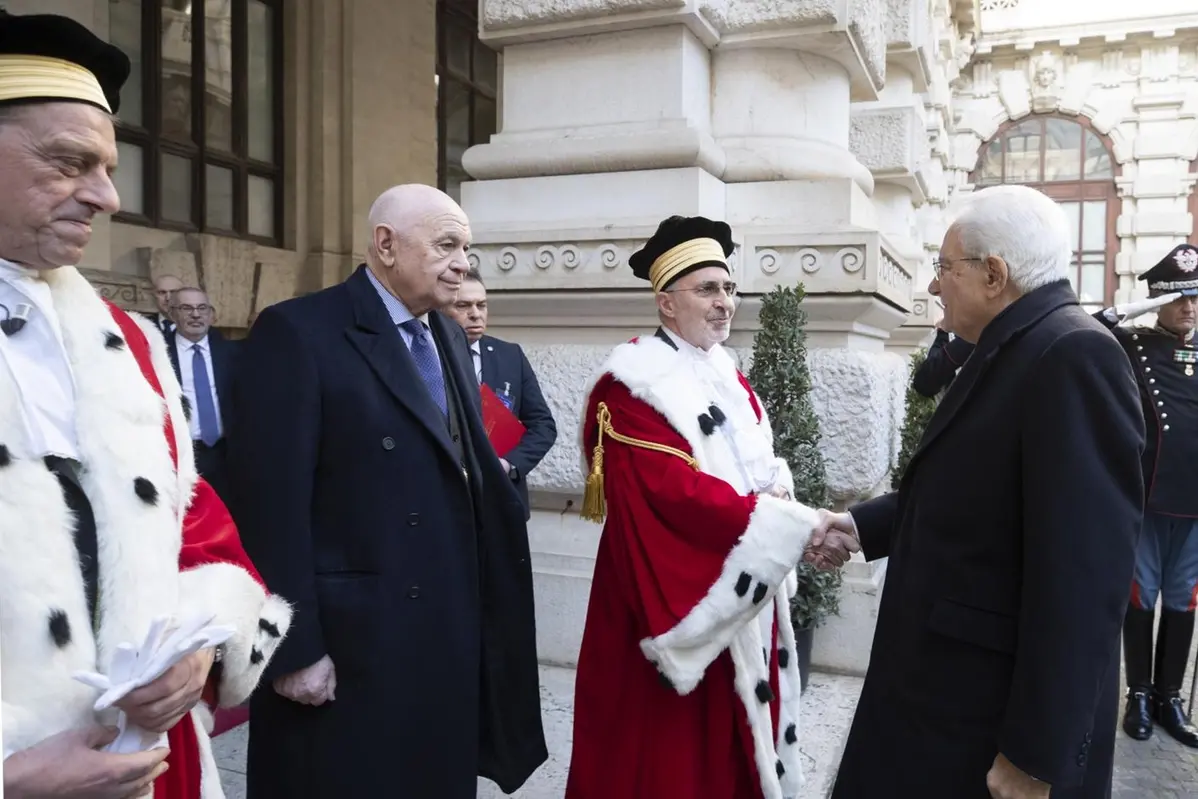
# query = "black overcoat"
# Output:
<box><xmin>226</xmin><ymin>265</ymin><xmax>547</xmax><ymax>798</ymax></box>
<box><xmin>832</xmin><ymin>280</ymin><xmax>1145</xmax><ymax>799</ymax></box>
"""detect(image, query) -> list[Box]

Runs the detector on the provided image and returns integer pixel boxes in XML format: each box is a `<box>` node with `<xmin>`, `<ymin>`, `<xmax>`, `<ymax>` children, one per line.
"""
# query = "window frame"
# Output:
<box><xmin>113</xmin><ymin>0</ymin><xmax>285</xmax><ymax>246</ymax></box>
<box><xmin>435</xmin><ymin>0</ymin><xmax>498</xmax><ymax>198</ymax></box>
<box><xmin>971</xmin><ymin>114</ymin><xmax>1121</xmax><ymax>307</ymax></box>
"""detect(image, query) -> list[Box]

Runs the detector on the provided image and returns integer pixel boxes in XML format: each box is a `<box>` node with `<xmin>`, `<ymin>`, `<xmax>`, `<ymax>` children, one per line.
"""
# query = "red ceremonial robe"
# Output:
<box><xmin>565</xmin><ymin>334</ymin><xmax>819</xmax><ymax>799</ymax></box>
<box><xmin>0</xmin><ymin>265</ymin><xmax>291</xmax><ymax>799</ymax></box>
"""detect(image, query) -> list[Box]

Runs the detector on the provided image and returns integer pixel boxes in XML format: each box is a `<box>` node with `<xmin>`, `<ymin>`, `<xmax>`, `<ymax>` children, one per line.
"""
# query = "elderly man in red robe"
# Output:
<box><xmin>565</xmin><ymin>215</ymin><xmax>858</xmax><ymax>799</ymax></box>
<box><xmin>0</xmin><ymin>11</ymin><xmax>290</xmax><ymax>798</ymax></box>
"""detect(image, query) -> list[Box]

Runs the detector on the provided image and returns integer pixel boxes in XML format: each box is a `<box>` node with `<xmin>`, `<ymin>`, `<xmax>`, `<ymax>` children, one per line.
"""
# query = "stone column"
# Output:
<box><xmin>463</xmin><ymin>0</ymin><xmax>929</xmax><ymax>675</ymax></box>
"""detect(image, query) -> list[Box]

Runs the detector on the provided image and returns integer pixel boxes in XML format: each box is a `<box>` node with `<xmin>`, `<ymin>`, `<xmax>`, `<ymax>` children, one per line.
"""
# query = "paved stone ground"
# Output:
<box><xmin>213</xmin><ymin>649</ymin><xmax>1198</xmax><ymax>797</ymax></box>
<box><xmin>1111</xmin><ymin>635</ymin><xmax>1198</xmax><ymax>798</ymax></box>
<box><xmin>213</xmin><ymin>665</ymin><xmax>864</xmax><ymax>798</ymax></box>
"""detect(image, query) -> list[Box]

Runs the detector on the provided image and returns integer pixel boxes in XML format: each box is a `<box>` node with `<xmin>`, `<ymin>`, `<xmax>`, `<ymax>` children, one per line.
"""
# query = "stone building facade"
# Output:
<box><xmin>25</xmin><ymin>0</ymin><xmax>1198</xmax><ymax>676</ymax></box>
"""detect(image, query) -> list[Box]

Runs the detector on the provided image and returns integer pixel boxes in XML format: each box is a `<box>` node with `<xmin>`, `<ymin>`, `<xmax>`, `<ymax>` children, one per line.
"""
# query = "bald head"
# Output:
<box><xmin>153</xmin><ymin>274</ymin><xmax>184</xmax><ymax>315</ymax></box>
<box><xmin>366</xmin><ymin>184</ymin><xmax>472</xmax><ymax>317</ymax></box>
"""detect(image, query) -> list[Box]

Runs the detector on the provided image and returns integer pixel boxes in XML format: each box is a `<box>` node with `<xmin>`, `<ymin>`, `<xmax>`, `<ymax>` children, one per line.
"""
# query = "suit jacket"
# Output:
<box><xmin>167</xmin><ymin>328</ymin><xmax>240</xmax><ymax>430</ymax></box>
<box><xmin>226</xmin><ymin>265</ymin><xmax>546</xmax><ymax>799</ymax></box>
<box><xmin>832</xmin><ymin>280</ymin><xmax>1145</xmax><ymax>799</ymax></box>
<box><xmin>139</xmin><ymin>310</ymin><xmax>175</xmax><ymax>342</ymax></box>
<box><xmin>478</xmin><ymin>334</ymin><xmax>558</xmax><ymax>515</ymax></box>
<box><xmin>912</xmin><ymin>328</ymin><xmax>975</xmax><ymax>399</ymax></box>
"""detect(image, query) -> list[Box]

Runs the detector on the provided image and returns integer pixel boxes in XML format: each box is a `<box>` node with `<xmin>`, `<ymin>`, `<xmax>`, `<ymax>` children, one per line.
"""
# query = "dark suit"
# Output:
<box><xmin>140</xmin><ymin>310</ymin><xmax>175</xmax><ymax>343</ymax></box>
<box><xmin>913</xmin><ymin>328</ymin><xmax>975</xmax><ymax>398</ymax></box>
<box><xmin>226</xmin><ymin>265</ymin><xmax>546</xmax><ymax>798</ymax></box>
<box><xmin>832</xmin><ymin>281</ymin><xmax>1145</xmax><ymax>799</ymax></box>
<box><xmin>477</xmin><ymin>334</ymin><xmax>557</xmax><ymax>516</ymax></box>
<box><xmin>167</xmin><ymin>328</ymin><xmax>239</xmax><ymax>502</ymax></box>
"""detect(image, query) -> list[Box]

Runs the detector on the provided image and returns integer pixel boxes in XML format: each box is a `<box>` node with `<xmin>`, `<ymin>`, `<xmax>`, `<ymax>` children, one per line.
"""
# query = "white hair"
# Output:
<box><xmin>948</xmin><ymin>185</ymin><xmax>1072</xmax><ymax>294</ymax></box>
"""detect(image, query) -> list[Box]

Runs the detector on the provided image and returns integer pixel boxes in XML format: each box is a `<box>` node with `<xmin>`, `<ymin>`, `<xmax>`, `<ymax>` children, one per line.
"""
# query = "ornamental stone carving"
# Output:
<box><xmin>481</xmin><ymin>0</ymin><xmax>685</xmax><ymax>31</ymax></box>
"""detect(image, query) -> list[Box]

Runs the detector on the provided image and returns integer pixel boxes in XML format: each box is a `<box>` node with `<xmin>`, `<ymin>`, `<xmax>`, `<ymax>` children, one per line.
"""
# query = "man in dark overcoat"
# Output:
<box><xmin>226</xmin><ymin>184</ymin><xmax>548</xmax><ymax>798</ymax></box>
<box><xmin>1091</xmin><ymin>245</ymin><xmax>1198</xmax><ymax>747</ymax></box>
<box><xmin>816</xmin><ymin>185</ymin><xmax>1145</xmax><ymax>799</ymax></box>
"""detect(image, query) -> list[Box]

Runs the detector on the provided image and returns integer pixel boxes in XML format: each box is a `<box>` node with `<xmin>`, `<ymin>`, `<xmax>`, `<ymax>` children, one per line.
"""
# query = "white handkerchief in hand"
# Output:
<box><xmin>72</xmin><ymin>612</ymin><xmax>237</xmax><ymax>753</ymax></box>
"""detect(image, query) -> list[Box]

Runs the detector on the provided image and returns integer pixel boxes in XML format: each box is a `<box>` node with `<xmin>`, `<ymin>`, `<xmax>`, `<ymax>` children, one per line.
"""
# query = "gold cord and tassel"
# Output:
<box><xmin>580</xmin><ymin>401</ymin><xmax>700</xmax><ymax>523</ymax></box>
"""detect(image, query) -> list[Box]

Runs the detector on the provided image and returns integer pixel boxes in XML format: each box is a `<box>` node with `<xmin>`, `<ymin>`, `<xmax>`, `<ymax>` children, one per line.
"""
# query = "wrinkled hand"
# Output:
<box><xmin>273</xmin><ymin>655</ymin><xmax>336</xmax><ymax>706</ymax></box>
<box><xmin>766</xmin><ymin>485</ymin><xmax>791</xmax><ymax>500</ymax></box>
<box><xmin>987</xmin><ymin>753</ymin><xmax>1050</xmax><ymax>799</ymax></box>
<box><xmin>499</xmin><ymin>457</ymin><xmax>511</xmax><ymax>473</ymax></box>
<box><xmin>3</xmin><ymin>726</ymin><xmax>169</xmax><ymax>798</ymax></box>
<box><xmin>115</xmin><ymin>647</ymin><xmax>215</xmax><ymax>733</ymax></box>
<box><xmin>803</xmin><ymin>509</ymin><xmax>861</xmax><ymax>570</ymax></box>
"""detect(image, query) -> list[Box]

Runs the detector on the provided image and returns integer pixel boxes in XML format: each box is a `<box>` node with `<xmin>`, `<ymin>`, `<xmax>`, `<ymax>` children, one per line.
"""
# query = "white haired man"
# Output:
<box><xmin>814</xmin><ymin>185</ymin><xmax>1145</xmax><ymax>799</ymax></box>
<box><xmin>0</xmin><ymin>11</ymin><xmax>291</xmax><ymax>799</ymax></box>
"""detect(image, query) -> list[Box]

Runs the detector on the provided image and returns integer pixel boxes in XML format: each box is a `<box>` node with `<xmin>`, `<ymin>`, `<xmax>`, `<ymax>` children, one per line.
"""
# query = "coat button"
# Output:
<box><xmin>382</xmin><ymin>436</ymin><xmax>395</xmax><ymax>450</ymax></box>
<box><xmin>1163</xmin><ymin>424</ymin><xmax>1171</xmax><ymax>431</ymax></box>
<box><xmin>407</xmin><ymin>586</ymin><xmax>420</xmax><ymax>599</ymax></box>
<box><xmin>1140</xmin><ymin>355</ymin><xmax>1147</xmax><ymax>361</ymax></box>
<box><xmin>407</xmin><ymin>513</ymin><xmax>419</xmax><ymax>527</ymax></box>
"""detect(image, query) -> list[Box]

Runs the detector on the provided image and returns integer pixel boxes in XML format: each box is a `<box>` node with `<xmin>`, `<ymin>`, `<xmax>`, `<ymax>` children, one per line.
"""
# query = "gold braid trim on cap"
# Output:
<box><xmin>0</xmin><ymin>55</ymin><xmax>110</xmax><ymax>113</ymax></box>
<box><xmin>580</xmin><ymin>401</ymin><xmax>700</xmax><ymax>523</ymax></box>
<box><xmin>648</xmin><ymin>237</ymin><xmax>727</xmax><ymax>294</ymax></box>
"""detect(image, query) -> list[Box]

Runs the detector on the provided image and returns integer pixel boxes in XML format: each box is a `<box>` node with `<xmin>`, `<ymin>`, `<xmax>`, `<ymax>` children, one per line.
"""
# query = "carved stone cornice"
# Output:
<box><xmin>79</xmin><ymin>268</ymin><xmax>154</xmax><ymax>312</ymax></box>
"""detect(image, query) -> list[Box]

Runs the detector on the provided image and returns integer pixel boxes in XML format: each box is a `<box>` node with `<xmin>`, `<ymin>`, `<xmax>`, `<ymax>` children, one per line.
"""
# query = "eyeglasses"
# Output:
<box><xmin>175</xmin><ymin>304</ymin><xmax>211</xmax><ymax>315</ymax></box>
<box><xmin>932</xmin><ymin>257</ymin><xmax>983</xmax><ymax>279</ymax></box>
<box><xmin>666</xmin><ymin>281</ymin><xmax>738</xmax><ymax>299</ymax></box>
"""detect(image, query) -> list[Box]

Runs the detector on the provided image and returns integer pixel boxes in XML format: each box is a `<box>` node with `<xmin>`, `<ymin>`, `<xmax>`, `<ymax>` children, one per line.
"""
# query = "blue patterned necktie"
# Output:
<box><xmin>191</xmin><ymin>345</ymin><xmax>220</xmax><ymax>446</ymax></box>
<box><xmin>400</xmin><ymin>318</ymin><xmax>448</xmax><ymax>417</ymax></box>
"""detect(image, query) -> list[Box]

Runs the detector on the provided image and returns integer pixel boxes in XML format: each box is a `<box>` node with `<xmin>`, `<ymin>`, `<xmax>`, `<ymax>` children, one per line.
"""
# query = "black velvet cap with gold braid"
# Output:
<box><xmin>629</xmin><ymin>215</ymin><xmax>735</xmax><ymax>293</ymax></box>
<box><xmin>0</xmin><ymin>11</ymin><xmax>131</xmax><ymax>114</ymax></box>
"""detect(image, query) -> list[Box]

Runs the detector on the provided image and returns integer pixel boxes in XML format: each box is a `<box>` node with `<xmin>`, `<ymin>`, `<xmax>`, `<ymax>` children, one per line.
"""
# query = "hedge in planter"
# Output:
<box><xmin>747</xmin><ymin>283</ymin><xmax>840</xmax><ymax>692</ymax></box>
<box><xmin>891</xmin><ymin>347</ymin><xmax>936</xmax><ymax>490</ymax></box>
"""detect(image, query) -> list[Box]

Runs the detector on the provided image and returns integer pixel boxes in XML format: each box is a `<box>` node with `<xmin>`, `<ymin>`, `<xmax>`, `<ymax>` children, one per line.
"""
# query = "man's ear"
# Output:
<box><xmin>373</xmin><ymin>224</ymin><xmax>397</xmax><ymax>267</ymax></box>
<box><xmin>984</xmin><ymin>255</ymin><xmax>1010</xmax><ymax>296</ymax></box>
<box><xmin>655</xmin><ymin>291</ymin><xmax>674</xmax><ymax>320</ymax></box>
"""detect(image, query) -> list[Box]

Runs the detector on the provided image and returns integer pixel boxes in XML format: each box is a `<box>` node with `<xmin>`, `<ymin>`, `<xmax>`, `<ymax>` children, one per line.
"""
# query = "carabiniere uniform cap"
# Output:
<box><xmin>1139</xmin><ymin>243</ymin><xmax>1198</xmax><ymax>297</ymax></box>
<box><xmin>628</xmin><ymin>215</ymin><xmax>736</xmax><ymax>294</ymax></box>
<box><xmin>0</xmin><ymin>9</ymin><xmax>131</xmax><ymax>114</ymax></box>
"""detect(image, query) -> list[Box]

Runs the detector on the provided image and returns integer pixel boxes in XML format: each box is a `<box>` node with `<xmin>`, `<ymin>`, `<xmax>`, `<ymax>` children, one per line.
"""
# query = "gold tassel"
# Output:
<box><xmin>580</xmin><ymin>404</ymin><xmax>610</xmax><ymax>523</ymax></box>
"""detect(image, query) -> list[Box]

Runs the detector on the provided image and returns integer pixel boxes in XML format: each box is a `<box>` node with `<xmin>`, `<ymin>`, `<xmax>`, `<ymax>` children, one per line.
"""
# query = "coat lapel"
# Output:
<box><xmin>907</xmin><ymin>280</ymin><xmax>1079</xmax><ymax>474</ymax></box>
<box><xmin>343</xmin><ymin>267</ymin><xmax>458</xmax><ymax>465</ymax></box>
<box><xmin>431</xmin><ymin>312</ymin><xmax>485</xmax><ymax>498</ymax></box>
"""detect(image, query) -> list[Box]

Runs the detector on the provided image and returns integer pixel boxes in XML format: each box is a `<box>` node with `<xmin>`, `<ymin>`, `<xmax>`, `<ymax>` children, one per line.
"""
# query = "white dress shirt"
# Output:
<box><xmin>470</xmin><ymin>340</ymin><xmax>483</xmax><ymax>384</ymax></box>
<box><xmin>0</xmin><ymin>259</ymin><xmax>78</xmax><ymax>459</ymax></box>
<box><xmin>175</xmin><ymin>332</ymin><xmax>223</xmax><ymax>442</ymax></box>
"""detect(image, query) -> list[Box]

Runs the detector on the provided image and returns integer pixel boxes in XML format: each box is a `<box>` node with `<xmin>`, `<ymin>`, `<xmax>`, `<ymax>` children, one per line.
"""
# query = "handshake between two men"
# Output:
<box><xmin>765</xmin><ymin>484</ymin><xmax>862</xmax><ymax>572</ymax></box>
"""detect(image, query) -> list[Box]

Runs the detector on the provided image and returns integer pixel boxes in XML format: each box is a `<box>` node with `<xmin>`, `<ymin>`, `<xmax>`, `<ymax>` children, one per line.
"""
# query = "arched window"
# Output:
<box><xmin>972</xmin><ymin>115</ymin><xmax>1118</xmax><ymax>309</ymax></box>
<box><xmin>436</xmin><ymin>0</ymin><xmax>498</xmax><ymax>202</ymax></box>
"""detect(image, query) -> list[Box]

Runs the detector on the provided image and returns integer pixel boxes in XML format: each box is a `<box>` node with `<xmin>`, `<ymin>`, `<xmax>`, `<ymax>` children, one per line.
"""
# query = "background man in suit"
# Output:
<box><xmin>143</xmin><ymin>272</ymin><xmax>182</xmax><ymax>341</ymax></box>
<box><xmin>912</xmin><ymin>317</ymin><xmax>974</xmax><ymax>399</ymax></box>
<box><xmin>444</xmin><ymin>267</ymin><xmax>557</xmax><ymax>516</ymax></box>
<box><xmin>168</xmin><ymin>286</ymin><xmax>239</xmax><ymax>503</ymax></box>
<box><xmin>227</xmin><ymin>183</ymin><xmax>547</xmax><ymax>798</ymax></box>
<box><xmin>814</xmin><ymin>185</ymin><xmax>1145</xmax><ymax>799</ymax></box>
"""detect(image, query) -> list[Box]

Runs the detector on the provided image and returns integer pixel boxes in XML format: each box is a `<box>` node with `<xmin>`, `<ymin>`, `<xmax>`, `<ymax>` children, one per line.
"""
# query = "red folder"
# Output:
<box><xmin>480</xmin><ymin>383</ymin><xmax>526</xmax><ymax>458</ymax></box>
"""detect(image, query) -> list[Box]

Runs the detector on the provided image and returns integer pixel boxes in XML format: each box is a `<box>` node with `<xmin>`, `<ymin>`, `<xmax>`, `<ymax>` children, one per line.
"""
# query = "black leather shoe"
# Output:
<box><xmin>1122</xmin><ymin>606</ymin><xmax>1156</xmax><ymax>740</ymax></box>
<box><xmin>1123</xmin><ymin>690</ymin><xmax>1154</xmax><ymax>740</ymax></box>
<box><xmin>1153</xmin><ymin>693</ymin><xmax>1198</xmax><ymax>748</ymax></box>
<box><xmin>1153</xmin><ymin>609</ymin><xmax>1198</xmax><ymax>748</ymax></box>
